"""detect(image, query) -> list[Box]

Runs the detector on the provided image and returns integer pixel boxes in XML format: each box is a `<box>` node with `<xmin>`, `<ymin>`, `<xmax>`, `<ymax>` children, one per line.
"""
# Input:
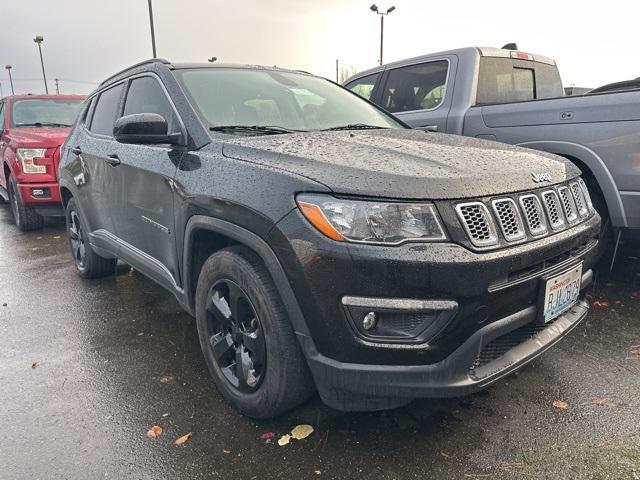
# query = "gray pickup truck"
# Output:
<box><xmin>344</xmin><ymin>46</ymin><xmax>640</xmax><ymax>248</ymax></box>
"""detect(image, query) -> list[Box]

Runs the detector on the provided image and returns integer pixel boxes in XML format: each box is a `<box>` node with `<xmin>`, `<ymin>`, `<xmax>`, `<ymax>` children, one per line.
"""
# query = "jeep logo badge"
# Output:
<box><xmin>531</xmin><ymin>172</ymin><xmax>552</xmax><ymax>183</ymax></box>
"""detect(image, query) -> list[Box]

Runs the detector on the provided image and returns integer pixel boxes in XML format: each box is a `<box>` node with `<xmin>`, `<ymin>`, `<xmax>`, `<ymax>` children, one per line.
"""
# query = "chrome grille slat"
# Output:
<box><xmin>491</xmin><ymin>198</ymin><xmax>525</xmax><ymax>242</ymax></box>
<box><xmin>519</xmin><ymin>194</ymin><xmax>548</xmax><ymax>236</ymax></box>
<box><xmin>570</xmin><ymin>182</ymin><xmax>589</xmax><ymax>218</ymax></box>
<box><xmin>541</xmin><ymin>190</ymin><xmax>566</xmax><ymax>230</ymax></box>
<box><xmin>558</xmin><ymin>186</ymin><xmax>578</xmax><ymax>223</ymax></box>
<box><xmin>455</xmin><ymin>202</ymin><xmax>498</xmax><ymax>247</ymax></box>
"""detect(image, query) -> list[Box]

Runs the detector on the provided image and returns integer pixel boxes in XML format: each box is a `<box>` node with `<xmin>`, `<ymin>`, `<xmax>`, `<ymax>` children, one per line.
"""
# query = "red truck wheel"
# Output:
<box><xmin>7</xmin><ymin>176</ymin><xmax>44</xmax><ymax>231</ymax></box>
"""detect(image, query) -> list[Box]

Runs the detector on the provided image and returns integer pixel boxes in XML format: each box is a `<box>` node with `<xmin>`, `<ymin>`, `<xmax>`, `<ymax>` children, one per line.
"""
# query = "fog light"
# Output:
<box><xmin>362</xmin><ymin>312</ymin><xmax>377</xmax><ymax>331</ymax></box>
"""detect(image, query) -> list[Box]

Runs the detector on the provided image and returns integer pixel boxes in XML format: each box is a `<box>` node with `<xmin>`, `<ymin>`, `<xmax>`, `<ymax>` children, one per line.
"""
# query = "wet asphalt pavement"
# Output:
<box><xmin>1</xmin><ymin>202</ymin><xmax>639</xmax><ymax>480</ymax></box>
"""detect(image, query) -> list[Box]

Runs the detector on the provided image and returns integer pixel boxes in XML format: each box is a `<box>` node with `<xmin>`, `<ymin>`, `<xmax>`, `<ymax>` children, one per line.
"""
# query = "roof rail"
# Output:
<box><xmin>99</xmin><ymin>58</ymin><xmax>172</xmax><ymax>87</ymax></box>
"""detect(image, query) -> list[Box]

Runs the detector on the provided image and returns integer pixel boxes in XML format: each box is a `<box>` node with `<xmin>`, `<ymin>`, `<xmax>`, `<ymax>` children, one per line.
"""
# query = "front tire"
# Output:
<box><xmin>65</xmin><ymin>197</ymin><xmax>116</xmax><ymax>279</ymax></box>
<box><xmin>195</xmin><ymin>246</ymin><xmax>315</xmax><ymax>419</ymax></box>
<box><xmin>8</xmin><ymin>176</ymin><xmax>44</xmax><ymax>231</ymax></box>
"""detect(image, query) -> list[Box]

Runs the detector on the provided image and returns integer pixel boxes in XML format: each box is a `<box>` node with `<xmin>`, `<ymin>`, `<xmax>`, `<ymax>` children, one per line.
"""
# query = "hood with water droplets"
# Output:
<box><xmin>221</xmin><ymin>129</ymin><xmax>580</xmax><ymax>200</ymax></box>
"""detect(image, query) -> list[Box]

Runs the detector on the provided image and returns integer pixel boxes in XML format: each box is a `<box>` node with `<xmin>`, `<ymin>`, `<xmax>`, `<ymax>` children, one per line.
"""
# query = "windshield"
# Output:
<box><xmin>11</xmin><ymin>99</ymin><xmax>84</xmax><ymax>127</ymax></box>
<box><xmin>174</xmin><ymin>68</ymin><xmax>403</xmax><ymax>134</ymax></box>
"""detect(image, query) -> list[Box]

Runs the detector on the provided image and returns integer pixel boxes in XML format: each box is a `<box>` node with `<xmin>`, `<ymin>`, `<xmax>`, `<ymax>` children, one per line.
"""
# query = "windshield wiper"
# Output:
<box><xmin>323</xmin><ymin>124</ymin><xmax>388</xmax><ymax>131</ymax></box>
<box><xmin>16</xmin><ymin>122</ymin><xmax>72</xmax><ymax>127</ymax></box>
<box><xmin>210</xmin><ymin>125</ymin><xmax>299</xmax><ymax>135</ymax></box>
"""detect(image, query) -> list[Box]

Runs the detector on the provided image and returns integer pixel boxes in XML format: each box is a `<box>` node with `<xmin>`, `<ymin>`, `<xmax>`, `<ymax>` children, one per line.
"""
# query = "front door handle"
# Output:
<box><xmin>71</xmin><ymin>146</ymin><xmax>82</xmax><ymax>155</ymax></box>
<box><xmin>422</xmin><ymin>125</ymin><xmax>438</xmax><ymax>132</ymax></box>
<box><xmin>105</xmin><ymin>154</ymin><xmax>121</xmax><ymax>167</ymax></box>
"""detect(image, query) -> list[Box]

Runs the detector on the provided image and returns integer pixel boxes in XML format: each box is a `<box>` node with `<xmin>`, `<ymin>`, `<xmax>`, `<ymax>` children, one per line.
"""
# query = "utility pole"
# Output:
<box><xmin>33</xmin><ymin>35</ymin><xmax>49</xmax><ymax>94</ymax></box>
<box><xmin>335</xmin><ymin>59</ymin><xmax>339</xmax><ymax>83</ymax></box>
<box><xmin>5</xmin><ymin>65</ymin><xmax>14</xmax><ymax>95</ymax></box>
<box><xmin>54</xmin><ymin>78</ymin><xmax>60</xmax><ymax>94</ymax></box>
<box><xmin>0</xmin><ymin>82</ymin><xmax>4</xmax><ymax>98</ymax></box>
<box><xmin>369</xmin><ymin>4</ymin><xmax>396</xmax><ymax>66</ymax></box>
<box><xmin>147</xmin><ymin>0</ymin><xmax>157</xmax><ymax>58</ymax></box>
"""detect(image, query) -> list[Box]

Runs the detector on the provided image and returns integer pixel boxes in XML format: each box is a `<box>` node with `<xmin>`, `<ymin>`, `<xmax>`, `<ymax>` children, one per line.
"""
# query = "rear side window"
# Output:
<box><xmin>345</xmin><ymin>73</ymin><xmax>380</xmax><ymax>101</ymax></box>
<box><xmin>90</xmin><ymin>84</ymin><xmax>124</xmax><ymax>136</ymax></box>
<box><xmin>381</xmin><ymin>61</ymin><xmax>449</xmax><ymax>113</ymax></box>
<box><xmin>476</xmin><ymin>57</ymin><xmax>564</xmax><ymax>104</ymax></box>
<box><xmin>123</xmin><ymin>76</ymin><xmax>179</xmax><ymax>134</ymax></box>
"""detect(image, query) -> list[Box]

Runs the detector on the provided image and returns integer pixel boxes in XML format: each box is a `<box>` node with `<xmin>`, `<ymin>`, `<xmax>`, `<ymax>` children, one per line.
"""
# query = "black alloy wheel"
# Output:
<box><xmin>204</xmin><ymin>279</ymin><xmax>267</xmax><ymax>393</ymax></box>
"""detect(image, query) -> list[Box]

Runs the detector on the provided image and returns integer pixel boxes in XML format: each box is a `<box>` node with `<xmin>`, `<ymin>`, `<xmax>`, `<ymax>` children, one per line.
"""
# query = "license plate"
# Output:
<box><xmin>541</xmin><ymin>263</ymin><xmax>583</xmax><ymax>323</ymax></box>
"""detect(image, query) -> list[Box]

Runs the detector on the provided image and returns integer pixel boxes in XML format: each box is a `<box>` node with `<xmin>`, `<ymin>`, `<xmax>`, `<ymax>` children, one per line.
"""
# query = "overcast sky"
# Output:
<box><xmin>1</xmin><ymin>0</ymin><xmax>637</xmax><ymax>96</ymax></box>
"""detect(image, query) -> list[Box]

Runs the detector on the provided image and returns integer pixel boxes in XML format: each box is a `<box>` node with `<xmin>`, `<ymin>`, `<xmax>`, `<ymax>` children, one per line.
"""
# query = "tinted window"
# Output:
<box><xmin>11</xmin><ymin>99</ymin><xmax>84</xmax><ymax>127</ymax></box>
<box><xmin>476</xmin><ymin>58</ymin><xmax>564</xmax><ymax>104</ymax></box>
<box><xmin>90</xmin><ymin>84</ymin><xmax>124</xmax><ymax>136</ymax></box>
<box><xmin>381</xmin><ymin>61</ymin><xmax>449</xmax><ymax>113</ymax></box>
<box><xmin>0</xmin><ymin>103</ymin><xmax>5</xmax><ymax>130</ymax></box>
<box><xmin>123</xmin><ymin>76</ymin><xmax>179</xmax><ymax>133</ymax></box>
<box><xmin>345</xmin><ymin>73</ymin><xmax>380</xmax><ymax>100</ymax></box>
<box><xmin>175</xmin><ymin>68</ymin><xmax>401</xmax><ymax>133</ymax></box>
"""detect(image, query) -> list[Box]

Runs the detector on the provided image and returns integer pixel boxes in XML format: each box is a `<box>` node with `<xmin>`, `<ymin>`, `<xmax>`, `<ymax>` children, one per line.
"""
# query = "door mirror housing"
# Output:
<box><xmin>113</xmin><ymin>113</ymin><xmax>185</xmax><ymax>145</ymax></box>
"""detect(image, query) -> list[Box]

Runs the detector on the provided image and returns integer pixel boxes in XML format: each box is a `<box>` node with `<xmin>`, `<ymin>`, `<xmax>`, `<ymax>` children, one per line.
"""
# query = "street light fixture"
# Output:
<box><xmin>33</xmin><ymin>35</ymin><xmax>49</xmax><ymax>94</ymax></box>
<box><xmin>208</xmin><ymin>57</ymin><xmax>218</xmax><ymax>63</ymax></box>
<box><xmin>5</xmin><ymin>65</ymin><xmax>15</xmax><ymax>95</ymax></box>
<box><xmin>369</xmin><ymin>4</ymin><xmax>396</xmax><ymax>65</ymax></box>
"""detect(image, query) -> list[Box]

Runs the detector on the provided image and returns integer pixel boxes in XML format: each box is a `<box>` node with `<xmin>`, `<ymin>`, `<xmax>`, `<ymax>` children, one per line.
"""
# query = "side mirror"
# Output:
<box><xmin>113</xmin><ymin>113</ymin><xmax>184</xmax><ymax>145</ymax></box>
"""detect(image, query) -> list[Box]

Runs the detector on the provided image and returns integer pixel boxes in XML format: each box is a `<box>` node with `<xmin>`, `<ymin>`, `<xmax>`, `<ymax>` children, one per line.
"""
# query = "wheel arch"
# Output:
<box><xmin>60</xmin><ymin>186</ymin><xmax>73</xmax><ymax>208</ymax></box>
<box><xmin>516</xmin><ymin>140</ymin><xmax>627</xmax><ymax>228</ymax></box>
<box><xmin>183</xmin><ymin>215</ymin><xmax>310</xmax><ymax>336</ymax></box>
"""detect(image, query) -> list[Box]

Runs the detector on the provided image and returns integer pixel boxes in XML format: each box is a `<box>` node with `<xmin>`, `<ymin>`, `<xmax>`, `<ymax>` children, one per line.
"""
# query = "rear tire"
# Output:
<box><xmin>195</xmin><ymin>246</ymin><xmax>315</xmax><ymax>419</ymax></box>
<box><xmin>8</xmin><ymin>176</ymin><xmax>44</xmax><ymax>231</ymax></box>
<box><xmin>65</xmin><ymin>197</ymin><xmax>116</xmax><ymax>279</ymax></box>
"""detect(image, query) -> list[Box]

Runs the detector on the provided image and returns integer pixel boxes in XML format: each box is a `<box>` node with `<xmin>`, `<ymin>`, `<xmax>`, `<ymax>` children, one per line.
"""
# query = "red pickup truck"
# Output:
<box><xmin>0</xmin><ymin>94</ymin><xmax>85</xmax><ymax>230</ymax></box>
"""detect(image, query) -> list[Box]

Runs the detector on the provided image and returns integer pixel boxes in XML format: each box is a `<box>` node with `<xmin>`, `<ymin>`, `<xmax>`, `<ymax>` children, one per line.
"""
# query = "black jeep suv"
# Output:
<box><xmin>59</xmin><ymin>59</ymin><xmax>600</xmax><ymax>418</ymax></box>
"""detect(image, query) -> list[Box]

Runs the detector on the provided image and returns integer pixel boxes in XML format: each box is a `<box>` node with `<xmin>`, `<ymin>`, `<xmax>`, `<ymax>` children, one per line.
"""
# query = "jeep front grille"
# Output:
<box><xmin>491</xmin><ymin>199</ymin><xmax>525</xmax><ymax>242</ymax></box>
<box><xmin>454</xmin><ymin>180</ymin><xmax>595</xmax><ymax>250</ymax></box>
<box><xmin>455</xmin><ymin>202</ymin><xmax>498</xmax><ymax>247</ymax></box>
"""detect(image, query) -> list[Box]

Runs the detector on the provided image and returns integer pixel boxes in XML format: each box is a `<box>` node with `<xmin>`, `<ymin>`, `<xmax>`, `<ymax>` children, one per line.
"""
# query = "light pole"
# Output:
<box><xmin>147</xmin><ymin>0</ymin><xmax>157</xmax><ymax>58</ymax></box>
<box><xmin>5</xmin><ymin>65</ymin><xmax>15</xmax><ymax>95</ymax></box>
<box><xmin>369</xmin><ymin>4</ymin><xmax>395</xmax><ymax>66</ymax></box>
<box><xmin>33</xmin><ymin>36</ymin><xmax>49</xmax><ymax>94</ymax></box>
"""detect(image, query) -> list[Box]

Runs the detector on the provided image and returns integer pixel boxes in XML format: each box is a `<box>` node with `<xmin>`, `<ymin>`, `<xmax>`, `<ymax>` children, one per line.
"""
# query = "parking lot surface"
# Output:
<box><xmin>1</xmin><ymin>203</ymin><xmax>639</xmax><ymax>480</ymax></box>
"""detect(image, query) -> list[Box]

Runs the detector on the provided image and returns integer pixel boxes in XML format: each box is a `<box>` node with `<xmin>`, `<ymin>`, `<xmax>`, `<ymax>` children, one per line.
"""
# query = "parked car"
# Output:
<box><xmin>59</xmin><ymin>59</ymin><xmax>600</xmax><ymax>418</ymax></box>
<box><xmin>0</xmin><ymin>94</ymin><xmax>85</xmax><ymax>230</ymax></box>
<box><xmin>344</xmin><ymin>46</ymin><xmax>640</xmax><ymax>250</ymax></box>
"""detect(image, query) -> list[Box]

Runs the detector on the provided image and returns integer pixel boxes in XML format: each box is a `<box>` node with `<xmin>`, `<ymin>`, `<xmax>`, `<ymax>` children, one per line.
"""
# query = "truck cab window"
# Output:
<box><xmin>345</xmin><ymin>73</ymin><xmax>380</xmax><ymax>101</ymax></box>
<box><xmin>381</xmin><ymin>61</ymin><xmax>449</xmax><ymax>113</ymax></box>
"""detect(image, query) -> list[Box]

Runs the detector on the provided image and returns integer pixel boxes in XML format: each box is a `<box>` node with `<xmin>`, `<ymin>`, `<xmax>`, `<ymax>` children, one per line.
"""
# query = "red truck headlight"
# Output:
<box><xmin>16</xmin><ymin>148</ymin><xmax>47</xmax><ymax>174</ymax></box>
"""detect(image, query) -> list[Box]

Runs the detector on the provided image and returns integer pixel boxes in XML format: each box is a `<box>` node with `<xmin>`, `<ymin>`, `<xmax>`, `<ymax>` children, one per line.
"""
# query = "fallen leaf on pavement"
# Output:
<box><xmin>53</xmin><ymin>235</ymin><xmax>61</xmax><ymax>239</ymax></box>
<box><xmin>291</xmin><ymin>424</ymin><xmax>314</xmax><ymax>440</ymax></box>
<box><xmin>278</xmin><ymin>434</ymin><xmax>291</xmax><ymax>446</ymax></box>
<box><xmin>553</xmin><ymin>400</ymin><xmax>569</xmax><ymax>409</ymax></box>
<box><xmin>314</xmin><ymin>470</ymin><xmax>321</xmax><ymax>476</ymax></box>
<box><xmin>260</xmin><ymin>432</ymin><xmax>275</xmax><ymax>440</ymax></box>
<box><xmin>593</xmin><ymin>300</ymin><xmax>609</xmax><ymax>308</ymax></box>
<box><xmin>31</xmin><ymin>362</ymin><xmax>39</xmax><ymax>369</ymax></box>
<box><xmin>159</xmin><ymin>375</ymin><xmax>175</xmax><ymax>383</ymax></box>
<box><xmin>147</xmin><ymin>425</ymin><xmax>163</xmax><ymax>438</ymax></box>
<box><xmin>175</xmin><ymin>432</ymin><xmax>193</xmax><ymax>445</ymax></box>
<box><xmin>441</xmin><ymin>451</ymin><xmax>450</xmax><ymax>460</ymax></box>
<box><xmin>629</xmin><ymin>346</ymin><xmax>640</xmax><ymax>358</ymax></box>
<box><xmin>223</xmin><ymin>449</ymin><xmax>231</xmax><ymax>454</ymax></box>
<box><xmin>592</xmin><ymin>397</ymin><xmax>608</xmax><ymax>406</ymax></box>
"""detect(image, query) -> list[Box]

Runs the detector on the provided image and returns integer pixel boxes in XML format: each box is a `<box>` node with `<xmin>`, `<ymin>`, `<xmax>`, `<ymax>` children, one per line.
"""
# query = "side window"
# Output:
<box><xmin>80</xmin><ymin>97</ymin><xmax>95</xmax><ymax>127</ymax></box>
<box><xmin>123</xmin><ymin>76</ymin><xmax>179</xmax><ymax>134</ymax></box>
<box><xmin>0</xmin><ymin>103</ymin><xmax>5</xmax><ymax>131</ymax></box>
<box><xmin>381</xmin><ymin>61</ymin><xmax>449</xmax><ymax>113</ymax></box>
<box><xmin>90</xmin><ymin>84</ymin><xmax>124</xmax><ymax>136</ymax></box>
<box><xmin>345</xmin><ymin>73</ymin><xmax>380</xmax><ymax>101</ymax></box>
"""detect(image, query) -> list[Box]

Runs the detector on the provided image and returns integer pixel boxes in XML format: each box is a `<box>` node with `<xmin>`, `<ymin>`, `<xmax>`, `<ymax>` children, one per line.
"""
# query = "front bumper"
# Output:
<box><xmin>300</xmin><ymin>295</ymin><xmax>590</xmax><ymax>411</ymax></box>
<box><xmin>17</xmin><ymin>181</ymin><xmax>63</xmax><ymax>216</ymax></box>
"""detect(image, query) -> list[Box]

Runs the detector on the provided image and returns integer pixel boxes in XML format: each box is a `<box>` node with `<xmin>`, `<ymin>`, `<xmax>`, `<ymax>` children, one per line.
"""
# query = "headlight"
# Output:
<box><xmin>296</xmin><ymin>194</ymin><xmax>447</xmax><ymax>244</ymax></box>
<box><xmin>17</xmin><ymin>148</ymin><xmax>47</xmax><ymax>174</ymax></box>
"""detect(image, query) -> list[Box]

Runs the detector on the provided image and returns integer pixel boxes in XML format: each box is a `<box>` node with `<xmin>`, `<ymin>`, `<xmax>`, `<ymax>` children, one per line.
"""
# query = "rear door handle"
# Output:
<box><xmin>71</xmin><ymin>146</ymin><xmax>82</xmax><ymax>155</ymax></box>
<box><xmin>105</xmin><ymin>154</ymin><xmax>121</xmax><ymax>167</ymax></box>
